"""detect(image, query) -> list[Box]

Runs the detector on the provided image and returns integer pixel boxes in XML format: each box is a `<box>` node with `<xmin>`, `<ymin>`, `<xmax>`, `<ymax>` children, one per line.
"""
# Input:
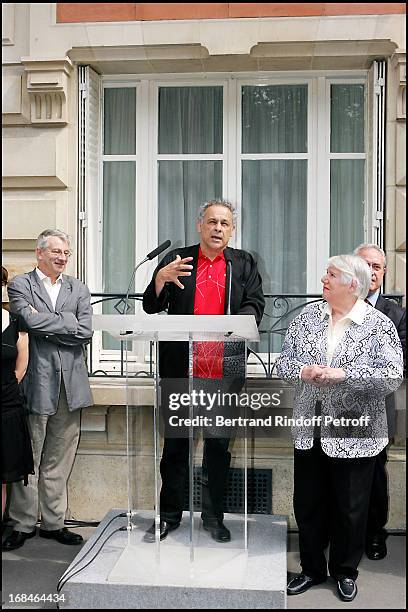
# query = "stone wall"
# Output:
<box><xmin>386</xmin><ymin>52</ymin><xmax>406</xmax><ymax>300</ymax></box>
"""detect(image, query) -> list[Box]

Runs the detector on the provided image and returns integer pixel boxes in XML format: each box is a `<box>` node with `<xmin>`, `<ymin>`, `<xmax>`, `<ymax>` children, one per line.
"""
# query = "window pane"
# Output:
<box><xmin>158</xmin><ymin>87</ymin><xmax>223</xmax><ymax>154</ymax></box>
<box><xmin>331</xmin><ymin>84</ymin><xmax>365</xmax><ymax>153</ymax></box>
<box><xmin>158</xmin><ymin>161</ymin><xmax>222</xmax><ymax>248</ymax></box>
<box><xmin>330</xmin><ymin>160</ymin><xmax>365</xmax><ymax>255</ymax></box>
<box><xmin>104</xmin><ymin>88</ymin><xmax>136</xmax><ymax>155</ymax></box>
<box><xmin>242</xmin><ymin>160</ymin><xmax>307</xmax><ymax>352</ymax></box>
<box><xmin>102</xmin><ymin>161</ymin><xmax>136</xmax><ymax>349</ymax></box>
<box><xmin>242</xmin><ymin>85</ymin><xmax>308</xmax><ymax>153</ymax></box>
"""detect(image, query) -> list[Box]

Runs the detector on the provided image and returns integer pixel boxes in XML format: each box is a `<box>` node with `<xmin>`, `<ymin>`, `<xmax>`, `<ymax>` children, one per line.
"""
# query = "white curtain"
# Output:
<box><xmin>158</xmin><ymin>86</ymin><xmax>223</xmax><ymax>154</ymax></box>
<box><xmin>242</xmin><ymin>160</ymin><xmax>307</xmax><ymax>294</ymax></box>
<box><xmin>330</xmin><ymin>84</ymin><xmax>364</xmax><ymax>153</ymax></box>
<box><xmin>330</xmin><ymin>84</ymin><xmax>365</xmax><ymax>254</ymax></box>
<box><xmin>158</xmin><ymin>160</ymin><xmax>222</xmax><ymax>248</ymax></box>
<box><xmin>330</xmin><ymin>160</ymin><xmax>364</xmax><ymax>255</ymax></box>
<box><xmin>241</xmin><ymin>84</ymin><xmax>308</xmax><ymax>293</ymax></box>
<box><xmin>104</xmin><ymin>87</ymin><xmax>136</xmax><ymax>155</ymax></box>
<box><xmin>241</xmin><ymin>85</ymin><xmax>308</xmax><ymax>352</ymax></box>
<box><xmin>242</xmin><ymin>85</ymin><xmax>308</xmax><ymax>153</ymax></box>
<box><xmin>102</xmin><ymin>88</ymin><xmax>136</xmax><ymax>348</ymax></box>
<box><xmin>158</xmin><ymin>87</ymin><xmax>223</xmax><ymax>247</ymax></box>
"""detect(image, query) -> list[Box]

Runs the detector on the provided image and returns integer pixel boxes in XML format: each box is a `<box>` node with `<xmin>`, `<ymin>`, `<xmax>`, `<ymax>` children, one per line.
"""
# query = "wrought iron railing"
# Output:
<box><xmin>88</xmin><ymin>292</ymin><xmax>404</xmax><ymax>379</ymax></box>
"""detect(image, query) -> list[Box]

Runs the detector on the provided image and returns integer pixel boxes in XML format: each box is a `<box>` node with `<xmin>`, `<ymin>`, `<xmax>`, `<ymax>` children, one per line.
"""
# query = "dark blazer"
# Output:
<box><xmin>375</xmin><ymin>295</ymin><xmax>406</xmax><ymax>374</ymax></box>
<box><xmin>375</xmin><ymin>295</ymin><xmax>406</xmax><ymax>437</ymax></box>
<box><xmin>143</xmin><ymin>244</ymin><xmax>265</xmax><ymax>377</ymax></box>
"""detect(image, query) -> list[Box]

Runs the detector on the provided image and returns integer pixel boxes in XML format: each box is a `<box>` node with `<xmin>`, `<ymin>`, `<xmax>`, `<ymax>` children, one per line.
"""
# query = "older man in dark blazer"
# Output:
<box><xmin>143</xmin><ymin>199</ymin><xmax>264</xmax><ymax>543</ymax></box>
<box><xmin>355</xmin><ymin>243</ymin><xmax>406</xmax><ymax>561</ymax></box>
<box><xmin>3</xmin><ymin>229</ymin><xmax>93</xmax><ymax>552</ymax></box>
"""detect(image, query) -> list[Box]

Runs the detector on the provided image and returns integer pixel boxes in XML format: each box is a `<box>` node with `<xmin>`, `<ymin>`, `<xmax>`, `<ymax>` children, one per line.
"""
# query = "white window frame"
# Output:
<box><xmin>96</xmin><ymin>81</ymin><xmax>141</xmax><ymax>368</ymax></box>
<box><xmin>90</xmin><ymin>70</ymin><xmax>368</xmax><ymax>374</ymax></box>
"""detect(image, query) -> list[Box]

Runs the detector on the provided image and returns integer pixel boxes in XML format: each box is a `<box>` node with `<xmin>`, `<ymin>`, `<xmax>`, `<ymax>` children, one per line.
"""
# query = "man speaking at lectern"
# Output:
<box><xmin>143</xmin><ymin>199</ymin><xmax>264</xmax><ymax>542</ymax></box>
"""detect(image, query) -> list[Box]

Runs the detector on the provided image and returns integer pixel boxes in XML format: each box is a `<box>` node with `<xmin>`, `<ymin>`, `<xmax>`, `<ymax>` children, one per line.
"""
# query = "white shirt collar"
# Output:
<box><xmin>321</xmin><ymin>298</ymin><xmax>367</xmax><ymax>325</ymax></box>
<box><xmin>36</xmin><ymin>267</ymin><xmax>63</xmax><ymax>284</ymax></box>
<box><xmin>366</xmin><ymin>289</ymin><xmax>380</xmax><ymax>307</ymax></box>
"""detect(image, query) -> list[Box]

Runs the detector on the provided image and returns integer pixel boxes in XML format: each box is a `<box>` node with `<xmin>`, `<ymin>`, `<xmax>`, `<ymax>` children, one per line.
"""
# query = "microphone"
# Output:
<box><xmin>225</xmin><ymin>253</ymin><xmax>233</xmax><ymax>316</ymax></box>
<box><xmin>146</xmin><ymin>240</ymin><xmax>171</xmax><ymax>261</ymax></box>
<box><xmin>115</xmin><ymin>240</ymin><xmax>171</xmax><ymax>315</ymax></box>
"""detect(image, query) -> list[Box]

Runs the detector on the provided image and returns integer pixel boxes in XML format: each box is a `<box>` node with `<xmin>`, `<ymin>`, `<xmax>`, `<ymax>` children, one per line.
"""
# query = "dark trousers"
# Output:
<box><xmin>294</xmin><ymin>441</ymin><xmax>376</xmax><ymax>581</ymax></box>
<box><xmin>366</xmin><ymin>447</ymin><xmax>388</xmax><ymax>541</ymax></box>
<box><xmin>159</xmin><ymin>437</ymin><xmax>230</xmax><ymax>524</ymax></box>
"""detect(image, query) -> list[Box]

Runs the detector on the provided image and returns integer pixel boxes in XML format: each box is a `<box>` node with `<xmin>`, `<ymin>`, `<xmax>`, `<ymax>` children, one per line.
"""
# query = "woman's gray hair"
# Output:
<box><xmin>353</xmin><ymin>243</ymin><xmax>386</xmax><ymax>266</ymax></box>
<box><xmin>327</xmin><ymin>254</ymin><xmax>371</xmax><ymax>299</ymax></box>
<box><xmin>36</xmin><ymin>229</ymin><xmax>71</xmax><ymax>250</ymax></box>
<box><xmin>197</xmin><ymin>199</ymin><xmax>237</xmax><ymax>225</ymax></box>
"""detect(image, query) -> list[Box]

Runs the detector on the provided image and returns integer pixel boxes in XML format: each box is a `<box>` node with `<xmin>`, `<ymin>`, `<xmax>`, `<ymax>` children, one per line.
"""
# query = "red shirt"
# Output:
<box><xmin>193</xmin><ymin>248</ymin><xmax>226</xmax><ymax>378</ymax></box>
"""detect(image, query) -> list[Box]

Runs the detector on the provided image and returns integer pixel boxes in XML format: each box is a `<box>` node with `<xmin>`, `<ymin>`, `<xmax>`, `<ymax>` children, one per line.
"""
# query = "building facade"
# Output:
<box><xmin>2</xmin><ymin>3</ymin><xmax>406</xmax><ymax>526</ymax></box>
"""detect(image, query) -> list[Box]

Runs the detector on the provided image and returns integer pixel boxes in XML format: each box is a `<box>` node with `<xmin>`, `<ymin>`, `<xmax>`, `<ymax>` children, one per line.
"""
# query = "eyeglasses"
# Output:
<box><xmin>366</xmin><ymin>263</ymin><xmax>385</xmax><ymax>271</ymax></box>
<box><xmin>47</xmin><ymin>249</ymin><xmax>72</xmax><ymax>258</ymax></box>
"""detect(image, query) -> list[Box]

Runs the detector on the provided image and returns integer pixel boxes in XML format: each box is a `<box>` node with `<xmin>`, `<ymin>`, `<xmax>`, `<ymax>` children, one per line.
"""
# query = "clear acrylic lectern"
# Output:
<box><xmin>92</xmin><ymin>314</ymin><xmax>259</xmax><ymax>583</ymax></box>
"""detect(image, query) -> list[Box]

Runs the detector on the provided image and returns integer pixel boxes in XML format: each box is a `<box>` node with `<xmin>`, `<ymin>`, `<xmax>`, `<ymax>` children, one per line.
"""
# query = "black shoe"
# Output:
<box><xmin>2</xmin><ymin>529</ymin><xmax>36</xmax><ymax>551</ymax></box>
<box><xmin>366</xmin><ymin>537</ymin><xmax>387</xmax><ymax>560</ymax></box>
<box><xmin>143</xmin><ymin>520</ymin><xmax>180</xmax><ymax>543</ymax></box>
<box><xmin>287</xmin><ymin>573</ymin><xmax>326</xmax><ymax>595</ymax></box>
<box><xmin>337</xmin><ymin>578</ymin><xmax>357</xmax><ymax>602</ymax></box>
<box><xmin>203</xmin><ymin>520</ymin><xmax>231</xmax><ymax>543</ymax></box>
<box><xmin>39</xmin><ymin>527</ymin><xmax>83</xmax><ymax>545</ymax></box>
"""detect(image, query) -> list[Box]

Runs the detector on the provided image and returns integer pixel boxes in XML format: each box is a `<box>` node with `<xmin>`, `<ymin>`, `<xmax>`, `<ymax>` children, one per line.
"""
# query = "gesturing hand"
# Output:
<box><xmin>155</xmin><ymin>255</ymin><xmax>194</xmax><ymax>296</ymax></box>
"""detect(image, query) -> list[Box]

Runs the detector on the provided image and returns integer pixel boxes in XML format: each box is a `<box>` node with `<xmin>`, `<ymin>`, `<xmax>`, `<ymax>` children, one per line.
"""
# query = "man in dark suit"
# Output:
<box><xmin>355</xmin><ymin>244</ymin><xmax>406</xmax><ymax>560</ymax></box>
<box><xmin>143</xmin><ymin>199</ymin><xmax>264</xmax><ymax>542</ymax></box>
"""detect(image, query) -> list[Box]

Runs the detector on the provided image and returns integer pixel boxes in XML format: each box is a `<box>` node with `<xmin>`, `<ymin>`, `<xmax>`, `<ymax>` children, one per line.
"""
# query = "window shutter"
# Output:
<box><xmin>368</xmin><ymin>60</ymin><xmax>386</xmax><ymax>247</ymax></box>
<box><xmin>77</xmin><ymin>65</ymin><xmax>101</xmax><ymax>284</ymax></box>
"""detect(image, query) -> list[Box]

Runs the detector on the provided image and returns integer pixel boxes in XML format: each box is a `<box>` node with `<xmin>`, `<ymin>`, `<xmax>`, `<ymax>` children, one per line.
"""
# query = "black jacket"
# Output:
<box><xmin>375</xmin><ymin>295</ymin><xmax>406</xmax><ymax>375</ymax></box>
<box><xmin>143</xmin><ymin>244</ymin><xmax>265</xmax><ymax>377</ymax></box>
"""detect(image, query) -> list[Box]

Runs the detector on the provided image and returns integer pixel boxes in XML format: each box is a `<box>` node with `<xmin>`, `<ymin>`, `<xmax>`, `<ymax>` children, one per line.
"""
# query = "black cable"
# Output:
<box><xmin>56</xmin><ymin>513</ymin><xmax>127</xmax><ymax>590</ymax></box>
<box><xmin>286</xmin><ymin>529</ymin><xmax>406</xmax><ymax>535</ymax></box>
<box><xmin>30</xmin><ymin>518</ymin><xmax>100</xmax><ymax>528</ymax></box>
<box><xmin>63</xmin><ymin>520</ymin><xmax>100</xmax><ymax>527</ymax></box>
<box><xmin>56</xmin><ymin>513</ymin><xmax>128</xmax><ymax>593</ymax></box>
<box><xmin>57</xmin><ymin>526</ymin><xmax>127</xmax><ymax>592</ymax></box>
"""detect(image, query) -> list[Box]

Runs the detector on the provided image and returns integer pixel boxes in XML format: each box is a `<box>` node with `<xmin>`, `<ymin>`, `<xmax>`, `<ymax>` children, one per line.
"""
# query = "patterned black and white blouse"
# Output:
<box><xmin>276</xmin><ymin>300</ymin><xmax>403</xmax><ymax>458</ymax></box>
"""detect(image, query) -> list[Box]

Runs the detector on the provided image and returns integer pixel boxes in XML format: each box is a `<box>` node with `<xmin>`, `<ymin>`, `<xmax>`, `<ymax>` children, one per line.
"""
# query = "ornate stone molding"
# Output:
<box><xmin>2</xmin><ymin>3</ymin><xmax>15</xmax><ymax>46</ymax></box>
<box><xmin>392</xmin><ymin>51</ymin><xmax>406</xmax><ymax>121</ymax></box>
<box><xmin>21</xmin><ymin>57</ymin><xmax>73</xmax><ymax>125</ymax></box>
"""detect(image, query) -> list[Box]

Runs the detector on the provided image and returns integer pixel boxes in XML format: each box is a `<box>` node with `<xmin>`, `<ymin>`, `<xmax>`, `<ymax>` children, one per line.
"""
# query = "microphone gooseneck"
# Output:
<box><xmin>115</xmin><ymin>240</ymin><xmax>172</xmax><ymax>314</ymax></box>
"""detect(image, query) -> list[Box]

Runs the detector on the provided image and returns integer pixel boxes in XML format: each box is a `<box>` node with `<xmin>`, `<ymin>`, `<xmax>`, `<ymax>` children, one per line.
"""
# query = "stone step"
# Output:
<box><xmin>60</xmin><ymin>509</ymin><xmax>287</xmax><ymax>609</ymax></box>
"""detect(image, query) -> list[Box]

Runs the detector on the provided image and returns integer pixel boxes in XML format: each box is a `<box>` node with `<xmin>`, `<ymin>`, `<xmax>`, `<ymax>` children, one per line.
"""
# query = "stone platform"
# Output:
<box><xmin>59</xmin><ymin>509</ymin><xmax>287</xmax><ymax>609</ymax></box>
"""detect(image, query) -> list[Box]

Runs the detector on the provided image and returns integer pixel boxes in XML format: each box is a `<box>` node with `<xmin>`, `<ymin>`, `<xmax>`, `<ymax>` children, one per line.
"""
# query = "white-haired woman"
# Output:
<box><xmin>276</xmin><ymin>254</ymin><xmax>403</xmax><ymax>602</ymax></box>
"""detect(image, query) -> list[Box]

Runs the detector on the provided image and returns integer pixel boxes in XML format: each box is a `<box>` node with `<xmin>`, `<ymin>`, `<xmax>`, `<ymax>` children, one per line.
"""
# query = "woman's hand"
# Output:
<box><xmin>301</xmin><ymin>364</ymin><xmax>327</xmax><ymax>385</ymax></box>
<box><xmin>301</xmin><ymin>365</ymin><xmax>346</xmax><ymax>387</ymax></box>
<box><xmin>314</xmin><ymin>366</ymin><xmax>346</xmax><ymax>385</ymax></box>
